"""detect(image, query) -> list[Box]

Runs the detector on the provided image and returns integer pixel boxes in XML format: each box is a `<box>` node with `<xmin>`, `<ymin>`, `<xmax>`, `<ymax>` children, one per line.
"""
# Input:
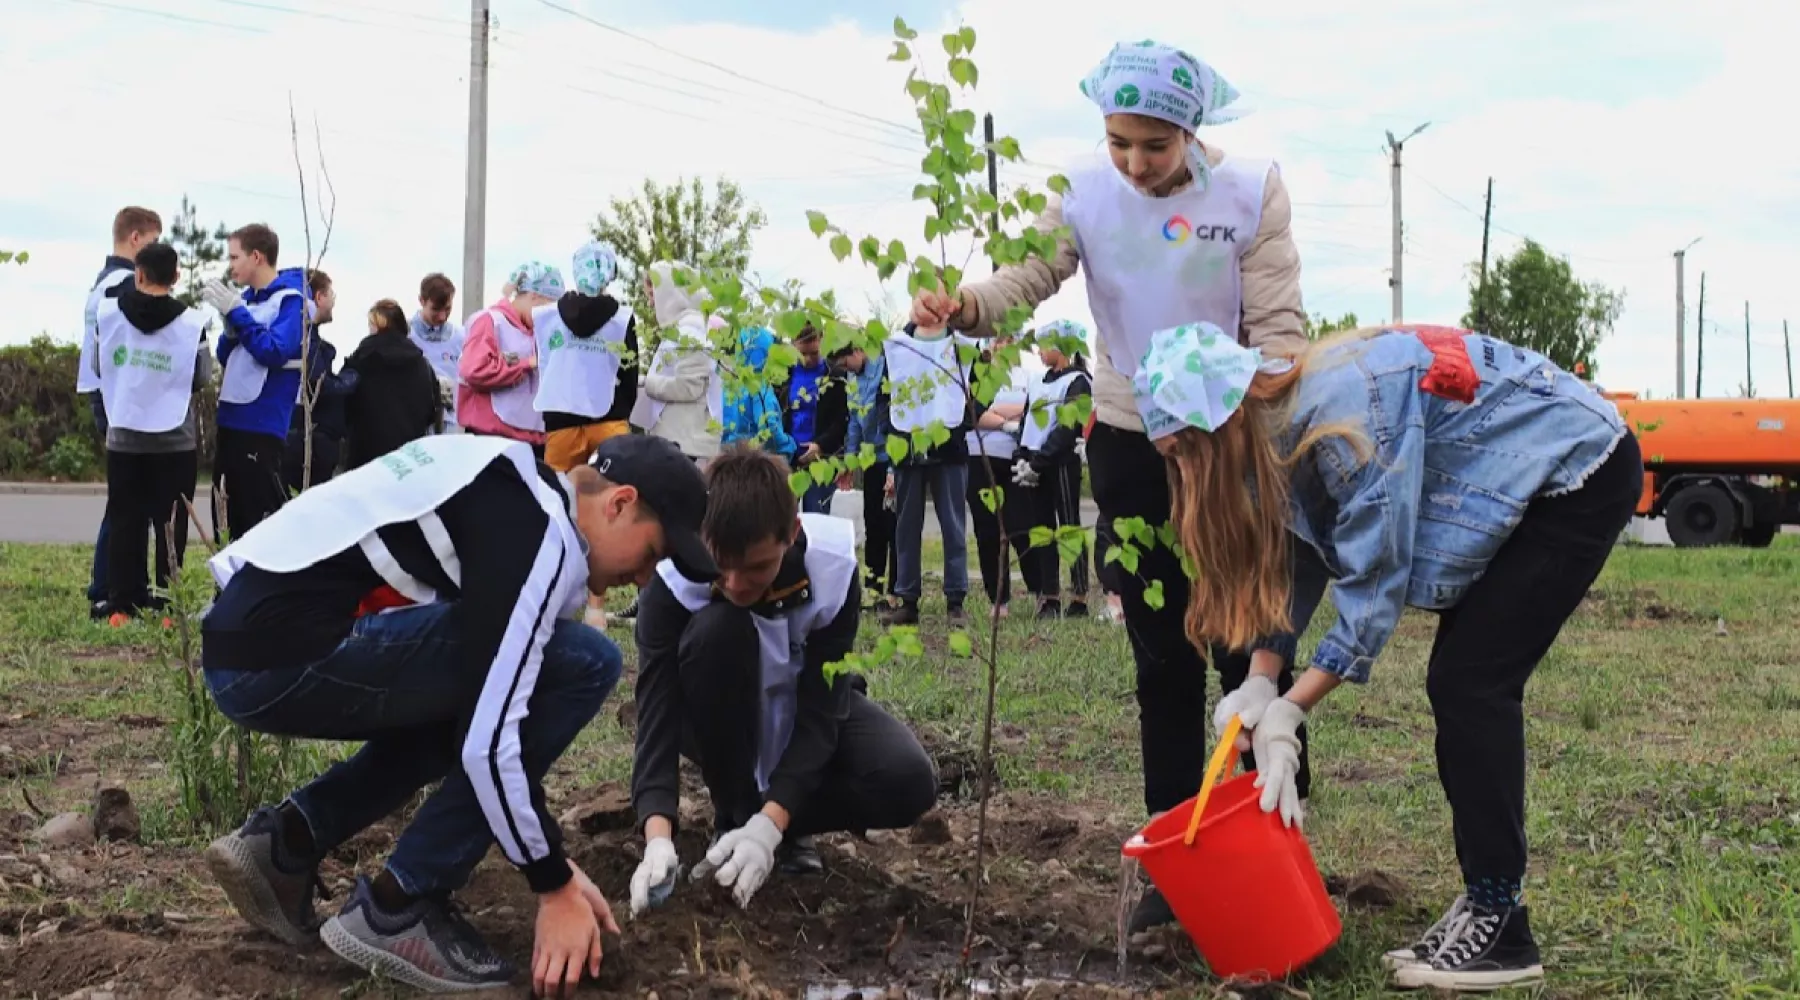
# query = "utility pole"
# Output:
<box><xmin>1694</xmin><ymin>272</ymin><xmax>1706</xmax><ymax>398</ymax></box>
<box><xmin>461</xmin><ymin>0</ymin><xmax>490</xmax><ymax>317</ymax></box>
<box><xmin>1784</xmin><ymin>320</ymin><xmax>1793</xmax><ymax>397</ymax></box>
<box><xmin>1744</xmin><ymin>301</ymin><xmax>1753</xmax><ymax>398</ymax></box>
<box><xmin>983</xmin><ymin>113</ymin><xmax>1000</xmax><ymax>273</ymax></box>
<box><xmin>1384</xmin><ymin>122</ymin><xmax>1430</xmax><ymax>324</ymax></box>
<box><xmin>1475</xmin><ymin>177</ymin><xmax>1493</xmax><ymax>330</ymax></box>
<box><xmin>1673</xmin><ymin>237</ymin><xmax>1701</xmax><ymax>398</ymax></box>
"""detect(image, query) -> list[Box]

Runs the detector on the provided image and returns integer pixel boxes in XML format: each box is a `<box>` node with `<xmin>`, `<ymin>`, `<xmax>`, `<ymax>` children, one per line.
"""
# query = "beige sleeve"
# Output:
<box><xmin>1239</xmin><ymin>165</ymin><xmax>1308</xmax><ymax>355</ymax></box>
<box><xmin>953</xmin><ymin>194</ymin><xmax>1082</xmax><ymax>338</ymax></box>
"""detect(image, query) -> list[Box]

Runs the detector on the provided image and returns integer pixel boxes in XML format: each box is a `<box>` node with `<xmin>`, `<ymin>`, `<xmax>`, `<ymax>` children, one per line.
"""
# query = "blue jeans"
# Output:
<box><xmin>893</xmin><ymin>462</ymin><xmax>968</xmax><ymax>603</ymax></box>
<box><xmin>801</xmin><ymin>480</ymin><xmax>836</xmax><ymax>515</ymax></box>
<box><xmin>87</xmin><ymin>392</ymin><xmax>109</xmax><ymax>604</ymax></box>
<box><xmin>205</xmin><ymin>602</ymin><xmax>622</xmax><ymax>896</ymax></box>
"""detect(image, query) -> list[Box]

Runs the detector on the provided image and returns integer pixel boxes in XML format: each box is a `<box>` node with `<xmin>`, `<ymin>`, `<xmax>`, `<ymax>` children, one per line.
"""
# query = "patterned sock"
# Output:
<box><xmin>1466</xmin><ymin>875</ymin><xmax>1522</xmax><ymax>910</ymax></box>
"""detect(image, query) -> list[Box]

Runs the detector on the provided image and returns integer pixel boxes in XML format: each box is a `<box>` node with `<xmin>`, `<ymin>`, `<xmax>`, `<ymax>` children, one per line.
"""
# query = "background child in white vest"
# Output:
<box><xmin>198</xmin><ymin>433</ymin><xmax>715</xmax><ymax>995</ymax></box>
<box><xmin>79</xmin><ymin>205</ymin><xmax>164</xmax><ymax>618</ymax></box>
<box><xmin>408</xmin><ymin>273</ymin><xmax>464</xmax><ymax>433</ymax></box>
<box><xmin>629</xmin><ymin>261</ymin><xmax>721</xmax><ymax>463</ymax></box>
<box><xmin>91</xmin><ymin>241</ymin><xmax>211</xmax><ymax>624</ymax></box>
<box><xmin>908</xmin><ymin>40</ymin><xmax>1309</xmax><ymax>932</ymax></box>
<box><xmin>199</xmin><ymin>223</ymin><xmax>307</xmax><ymax>542</ymax></box>
<box><xmin>1013</xmin><ymin>321</ymin><xmax>1095</xmax><ymax>620</ymax></box>
<box><xmin>628</xmin><ymin>445</ymin><xmax>937</xmax><ymax>916</ymax></box>
<box><xmin>458</xmin><ymin>261</ymin><xmax>561</xmax><ymax>454</ymax></box>
<box><xmin>538</xmin><ymin>241</ymin><xmax>639</xmax><ymax>472</ymax></box>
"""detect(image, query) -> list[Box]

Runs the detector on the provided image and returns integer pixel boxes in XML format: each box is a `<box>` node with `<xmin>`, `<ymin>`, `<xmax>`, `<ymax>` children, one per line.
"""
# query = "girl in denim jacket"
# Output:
<box><xmin>1139</xmin><ymin>322</ymin><xmax>1640</xmax><ymax>993</ymax></box>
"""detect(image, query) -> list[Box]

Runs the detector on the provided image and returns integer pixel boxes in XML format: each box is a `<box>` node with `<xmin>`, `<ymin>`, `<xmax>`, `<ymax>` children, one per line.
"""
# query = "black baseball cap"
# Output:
<box><xmin>589</xmin><ymin>435</ymin><xmax>716</xmax><ymax>580</ymax></box>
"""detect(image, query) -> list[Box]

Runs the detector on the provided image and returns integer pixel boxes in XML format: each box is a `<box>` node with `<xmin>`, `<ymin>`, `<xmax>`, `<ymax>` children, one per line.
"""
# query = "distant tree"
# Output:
<box><xmin>168</xmin><ymin>195</ymin><xmax>231</xmax><ymax>307</ymax></box>
<box><xmin>1303</xmin><ymin>311</ymin><xmax>1359</xmax><ymax>338</ymax></box>
<box><xmin>590</xmin><ymin>176</ymin><xmax>767</xmax><ymax>331</ymax></box>
<box><xmin>1464</xmin><ymin>240</ymin><xmax>1622</xmax><ymax>376</ymax></box>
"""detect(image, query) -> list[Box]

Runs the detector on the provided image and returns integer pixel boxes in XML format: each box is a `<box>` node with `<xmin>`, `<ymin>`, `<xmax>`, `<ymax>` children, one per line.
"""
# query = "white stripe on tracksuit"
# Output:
<box><xmin>460</xmin><ymin>519</ymin><xmax>568</xmax><ymax>869</ymax></box>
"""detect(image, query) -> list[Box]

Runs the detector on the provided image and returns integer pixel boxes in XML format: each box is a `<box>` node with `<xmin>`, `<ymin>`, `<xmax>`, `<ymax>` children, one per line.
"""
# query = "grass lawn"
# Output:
<box><xmin>0</xmin><ymin>535</ymin><xmax>1797</xmax><ymax>998</ymax></box>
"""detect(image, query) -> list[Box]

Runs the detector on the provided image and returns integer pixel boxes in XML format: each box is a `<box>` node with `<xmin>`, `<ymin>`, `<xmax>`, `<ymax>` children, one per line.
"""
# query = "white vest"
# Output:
<box><xmin>532</xmin><ymin>303</ymin><xmax>629</xmax><ymax>419</ymax></box>
<box><xmin>965</xmin><ymin>379</ymin><xmax>1028</xmax><ymax>459</ymax></box>
<box><xmin>478</xmin><ymin>307</ymin><xmax>544</xmax><ymax>434</ymax></box>
<box><xmin>209</xmin><ymin>435</ymin><xmax>587</xmax><ymax>621</ymax></box>
<box><xmin>885</xmin><ymin>330</ymin><xmax>967</xmax><ymax>433</ymax></box>
<box><xmin>1062</xmin><ymin>151</ymin><xmax>1268</xmax><ymax>378</ymax></box>
<box><xmin>1020</xmin><ymin>369</ymin><xmax>1086</xmax><ymax>453</ymax></box>
<box><xmin>654</xmin><ymin>513</ymin><xmax>858</xmax><ymax>791</ymax></box>
<box><xmin>94</xmin><ymin>298</ymin><xmax>206</xmax><ymax>434</ymax></box>
<box><xmin>78</xmin><ymin>268</ymin><xmax>133</xmax><ymax>394</ymax></box>
<box><xmin>219</xmin><ymin>288</ymin><xmax>304</xmax><ymax>405</ymax></box>
<box><xmin>411</xmin><ymin>321</ymin><xmax>466</xmax><ymax>431</ymax></box>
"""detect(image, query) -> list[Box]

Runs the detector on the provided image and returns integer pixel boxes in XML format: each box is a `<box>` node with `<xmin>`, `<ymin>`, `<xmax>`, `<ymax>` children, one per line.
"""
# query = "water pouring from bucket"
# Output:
<box><xmin>1121</xmin><ymin>715</ymin><xmax>1341</xmax><ymax>983</ymax></box>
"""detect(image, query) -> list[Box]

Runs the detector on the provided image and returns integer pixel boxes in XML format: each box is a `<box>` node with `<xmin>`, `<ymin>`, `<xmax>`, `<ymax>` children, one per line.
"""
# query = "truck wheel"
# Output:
<box><xmin>1665</xmin><ymin>485</ymin><xmax>1739</xmax><ymax>547</ymax></box>
<box><xmin>1742</xmin><ymin>522</ymin><xmax>1777</xmax><ymax>548</ymax></box>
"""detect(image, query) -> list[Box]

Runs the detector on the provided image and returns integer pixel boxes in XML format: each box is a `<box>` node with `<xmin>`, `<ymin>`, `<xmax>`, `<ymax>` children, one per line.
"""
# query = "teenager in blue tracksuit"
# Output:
<box><xmin>199</xmin><ymin>224</ymin><xmax>307</xmax><ymax>541</ymax></box>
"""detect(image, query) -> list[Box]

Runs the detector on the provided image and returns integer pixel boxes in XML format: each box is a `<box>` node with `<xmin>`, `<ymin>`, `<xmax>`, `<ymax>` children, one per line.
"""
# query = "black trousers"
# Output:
<box><xmin>105</xmin><ymin>449</ymin><xmax>198</xmax><ymax>611</ymax></box>
<box><xmin>964</xmin><ymin>454</ymin><xmax>1035</xmax><ymax>606</ymax></box>
<box><xmin>1420</xmin><ymin>432</ymin><xmax>1641</xmax><ymax>886</ymax></box>
<box><xmin>861</xmin><ymin>461</ymin><xmax>897</xmax><ymax>597</ymax></box>
<box><xmin>1086</xmin><ymin>423</ymin><xmax>1313</xmax><ymax>814</ymax></box>
<box><xmin>1024</xmin><ymin>461</ymin><xmax>1090</xmax><ymax>601</ymax></box>
<box><xmin>281</xmin><ymin>430</ymin><xmax>342</xmax><ymax>495</ymax></box>
<box><xmin>675</xmin><ymin>602</ymin><xmax>938</xmax><ymax>835</ymax></box>
<box><xmin>213</xmin><ymin>427</ymin><xmax>288</xmax><ymax>543</ymax></box>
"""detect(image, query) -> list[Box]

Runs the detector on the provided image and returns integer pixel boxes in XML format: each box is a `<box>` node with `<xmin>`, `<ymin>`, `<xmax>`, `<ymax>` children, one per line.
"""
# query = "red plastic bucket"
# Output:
<box><xmin>1122</xmin><ymin>717</ymin><xmax>1341</xmax><ymax>982</ymax></box>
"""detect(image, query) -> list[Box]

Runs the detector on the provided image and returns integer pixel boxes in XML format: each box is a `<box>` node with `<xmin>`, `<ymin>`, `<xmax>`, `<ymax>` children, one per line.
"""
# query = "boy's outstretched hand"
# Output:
<box><xmin>533</xmin><ymin>860</ymin><xmax>621</xmax><ymax>998</ymax></box>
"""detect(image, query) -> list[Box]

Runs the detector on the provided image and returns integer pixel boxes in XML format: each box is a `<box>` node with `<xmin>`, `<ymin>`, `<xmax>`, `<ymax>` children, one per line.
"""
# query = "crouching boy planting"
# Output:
<box><xmin>199</xmin><ymin>433</ymin><xmax>713</xmax><ymax>996</ymax></box>
<box><xmin>628</xmin><ymin>445</ymin><xmax>938</xmax><ymax>915</ymax></box>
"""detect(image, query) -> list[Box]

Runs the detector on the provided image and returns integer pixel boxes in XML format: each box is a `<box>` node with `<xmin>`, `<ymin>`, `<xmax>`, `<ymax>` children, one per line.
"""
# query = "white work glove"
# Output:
<box><xmin>628</xmin><ymin>836</ymin><xmax>680</xmax><ymax>918</ymax></box>
<box><xmin>1000</xmin><ymin>419</ymin><xmax>1021</xmax><ymax>435</ymax></box>
<box><xmin>1011</xmin><ymin>458</ymin><xmax>1041</xmax><ymax>488</ymax></box>
<box><xmin>1250</xmin><ymin>699</ymin><xmax>1307</xmax><ymax>829</ymax></box>
<box><xmin>1213</xmin><ymin>674</ymin><xmax>1279</xmax><ymax>752</ymax></box>
<box><xmin>690</xmin><ymin>813</ymin><xmax>783</xmax><ymax>908</ymax></box>
<box><xmin>436</xmin><ymin>375</ymin><xmax>456</xmax><ymax>408</ymax></box>
<box><xmin>200</xmin><ymin>279</ymin><xmax>240</xmax><ymax>321</ymax></box>
<box><xmin>1075</xmin><ymin>437</ymin><xmax>1087</xmax><ymax>462</ymax></box>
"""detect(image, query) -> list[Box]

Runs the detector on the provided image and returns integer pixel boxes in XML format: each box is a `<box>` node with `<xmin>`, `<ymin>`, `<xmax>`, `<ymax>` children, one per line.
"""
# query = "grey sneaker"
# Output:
<box><xmin>320</xmin><ymin>877</ymin><xmax>515</xmax><ymax>993</ymax></box>
<box><xmin>1383</xmin><ymin>894</ymin><xmax>1469</xmax><ymax>970</ymax></box>
<box><xmin>204</xmin><ymin>806</ymin><xmax>322</xmax><ymax>946</ymax></box>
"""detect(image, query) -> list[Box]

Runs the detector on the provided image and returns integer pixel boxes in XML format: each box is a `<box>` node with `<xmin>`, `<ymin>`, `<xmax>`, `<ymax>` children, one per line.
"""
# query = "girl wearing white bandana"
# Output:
<box><xmin>908</xmin><ymin>40</ymin><xmax>1307</xmax><ymax>933</ymax></box>
<box><xmin>1140</xmin><ymin>321</ymin><xmax>1638</xmax><ymax>992</ymax></box>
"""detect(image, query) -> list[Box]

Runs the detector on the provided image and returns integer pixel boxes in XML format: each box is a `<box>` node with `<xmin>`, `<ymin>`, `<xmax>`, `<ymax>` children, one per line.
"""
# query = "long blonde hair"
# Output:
<box><xmin>1168</xmin><ymin>329</ymin><xmax>1383</xmax><ymax>653</ymax></box>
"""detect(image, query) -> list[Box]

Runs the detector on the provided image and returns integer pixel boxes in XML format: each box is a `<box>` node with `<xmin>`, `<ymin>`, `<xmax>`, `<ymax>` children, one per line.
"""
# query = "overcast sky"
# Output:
<box><xmin>3</xmin><ymin>0</ymin><xmax>1796</xmax><ymax>398</ymax></box>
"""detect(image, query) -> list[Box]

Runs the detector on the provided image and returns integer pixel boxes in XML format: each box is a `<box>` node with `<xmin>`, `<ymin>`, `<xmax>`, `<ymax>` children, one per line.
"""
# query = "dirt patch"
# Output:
<box><xmin>1582</xmin><ymin>587</ymin><xmax>1708</xmax><ymax>624</ymax></box>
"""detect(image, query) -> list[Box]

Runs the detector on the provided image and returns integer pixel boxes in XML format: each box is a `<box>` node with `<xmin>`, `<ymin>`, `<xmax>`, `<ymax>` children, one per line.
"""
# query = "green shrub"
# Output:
<box><xmin>45</xmin><ymin>434</ymin><xmax>97</xmax><ymax>480</ymax></box>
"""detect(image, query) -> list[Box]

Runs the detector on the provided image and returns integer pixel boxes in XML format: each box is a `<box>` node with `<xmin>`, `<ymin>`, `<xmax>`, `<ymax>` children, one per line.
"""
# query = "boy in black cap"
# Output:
<box><xmin>627</xmin><ymin>445</ymin><xmax>937</xmax><ymax>916</ymax></box>
<box><xmin>198</xmin><ymin>433</ymin><xmax>712</xmax><ymax>997</ymax></box>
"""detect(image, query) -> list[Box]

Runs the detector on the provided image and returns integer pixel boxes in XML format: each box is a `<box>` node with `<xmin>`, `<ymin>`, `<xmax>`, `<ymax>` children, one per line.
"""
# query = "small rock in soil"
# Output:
<box><xmin>36</xmin><ymin>812</ymin><xmax>95</xmax><ymax>848</ymax></box>
<box><xmin>1345</xmin><ymin>870</ymin><xmax>1407</xmax><ymax>909</ymax></box>
<box><xmin>909</xmin><ymin>810</ymin><xmax>953</xmax><ymax>846</ymax></box>
<box><xmin>93</xmin><ymin>787</ymin><xmax>141</xmax><ymax>843</ymax></box>
<box><xmin>559</xmin><ymin>781</ymin><xmax>636</xmax><ymax>835</ymax></box>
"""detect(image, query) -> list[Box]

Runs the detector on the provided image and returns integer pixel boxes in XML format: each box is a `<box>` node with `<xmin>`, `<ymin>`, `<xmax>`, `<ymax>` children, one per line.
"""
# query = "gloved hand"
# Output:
<box><xmin>629</xmin><ymin>836</ymin><xmax>680</xmax><ymax>917</ymax></box>
<box><xmin>1213</xmin><ymin>674</ymin><xmax>1279</xmax><ymax>752</ymax></box>
<box><xmin>1075</xmin><ymin>437</ymin><xmax>1087</xmax><ymax>462</ymax></box>
<box><xmin>1011</xmin><ymin>458</ymin><xmax>1040</xmax><ymax>488</ymax></box>
<box><xmin>200</xmin><ymin>279</ymin><xmax>240</xmax><ymax>321</ymax></box>
<box><xmin>1251</xmin><ymin>699</ymin><xmax>1306</xmax><ymax>828</ymax></box>
<box><xmin>1001</xmin><ymin>419</ymin><xmax>1021</xmax><ymax>435</ymax></box>
<box><xmin>436</xmin><ymin>375</ymin><xmax>455</xmax><ymax>408</ymax></box>
<box><xmin>690</xmin><ymin>813</ymin><xmax>782</xmax><ymax>908</ymax></box>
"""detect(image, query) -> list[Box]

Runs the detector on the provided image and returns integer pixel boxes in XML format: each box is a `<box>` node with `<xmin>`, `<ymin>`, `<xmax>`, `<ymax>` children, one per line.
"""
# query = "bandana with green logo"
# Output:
<box><xmin>572</xmin><ymin>242</ymin><xmax>617</xmax><ymax>297</ymax></box>
<box><xmin>507</xmin><ymin>261</ymin><xmax>565</xmax><ymax>300</ymax></box>
<box><xmin>1132</xmin><ymin>322</ymin><xmax>1290</xmax><ymax>440</ymax></box>
<box><xmin>1081</xmin><ymin>41</ymin><xmax>1245</xmax><ymax>193</ymax></box>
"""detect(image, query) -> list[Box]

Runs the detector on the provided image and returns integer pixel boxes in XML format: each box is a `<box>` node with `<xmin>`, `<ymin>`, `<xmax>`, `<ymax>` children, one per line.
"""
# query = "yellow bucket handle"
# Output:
<box><xmin>1182</xmin><ymin>714</ymin><xmax>1243</xmax><ymax>847</ymax></box>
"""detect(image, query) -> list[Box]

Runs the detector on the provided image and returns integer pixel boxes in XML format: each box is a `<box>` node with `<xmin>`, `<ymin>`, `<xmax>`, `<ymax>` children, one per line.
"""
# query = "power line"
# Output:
<box><xmin>47</xmin><ymin>0</ymin><xmax>265</xmax><ymax>33</ymax></box>
<box><xmin>195</xmin><ymin>0</ymin><xmax>470</xmax><ymax>39</ymax></box>
<box><xmin>1409</xmin><ymin>169</ymin><xmax>1652</xmax><ymax>266</ymax></box>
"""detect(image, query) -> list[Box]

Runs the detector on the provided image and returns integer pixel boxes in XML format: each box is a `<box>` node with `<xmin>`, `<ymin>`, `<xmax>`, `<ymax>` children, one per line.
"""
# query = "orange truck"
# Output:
<box><xmin>1603</xmin><ymin>392</ymin><xmax>1800</xmax><ymax>547</ymax></box>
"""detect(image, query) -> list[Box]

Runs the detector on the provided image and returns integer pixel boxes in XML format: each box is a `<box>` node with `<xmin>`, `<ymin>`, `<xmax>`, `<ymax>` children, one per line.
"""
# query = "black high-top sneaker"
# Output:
<box><xmin>1393</xmin><ymin>902</ymin><xmax>1544</xmax><ymax>992</ymax></box>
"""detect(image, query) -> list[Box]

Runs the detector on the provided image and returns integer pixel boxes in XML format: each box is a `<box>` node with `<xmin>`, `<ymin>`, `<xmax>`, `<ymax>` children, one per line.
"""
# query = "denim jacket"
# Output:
<box><xmin>1284</xmin><ymin>329</ymin><xmax>1626</xmax><ymax>683</ymax></box>
<box><xmin>843</xmin><ymin>352</ymin><xmax>888</xmax><ymax>464</ymax></box>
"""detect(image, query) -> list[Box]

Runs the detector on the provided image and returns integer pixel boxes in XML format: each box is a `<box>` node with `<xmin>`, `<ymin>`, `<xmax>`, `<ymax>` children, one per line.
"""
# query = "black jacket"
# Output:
<box><xmin>782</xmin><ymin>363</ymin><xmax>850</xmax><ymax>458</ymax></box>
<box><xmin>543</xmin><ymin>291</ymin><xmax>639</xmax><ymax>432</ymax></box>
<box><xmin>342</xmin><ymin>332</ymin><xmax>442</xmax><ymax>469</ymax></box>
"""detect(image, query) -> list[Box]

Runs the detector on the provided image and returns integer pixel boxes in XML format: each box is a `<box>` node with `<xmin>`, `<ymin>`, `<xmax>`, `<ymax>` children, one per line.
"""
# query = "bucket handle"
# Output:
<box><xmin>1181</xmin><ymin>714</ymin><xmax>1243</xmax><ymax>847</ymax></box>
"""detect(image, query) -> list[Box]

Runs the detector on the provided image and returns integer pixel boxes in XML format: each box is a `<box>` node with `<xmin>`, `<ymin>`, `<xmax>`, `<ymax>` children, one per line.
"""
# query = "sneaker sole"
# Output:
<box><xmin>203</xmin><ymin>837</ymin><xmax>314</xmax><ymax>947</ymax></box>
<box><xmin>320</xmin><ymin>916</ymin><xmax>511</xmax><ymax>994</ymax></box>
<box><xmin>1392</xmin><ymin>963</ymin><xmax>1545</xmax><ymax>991</ymax></box>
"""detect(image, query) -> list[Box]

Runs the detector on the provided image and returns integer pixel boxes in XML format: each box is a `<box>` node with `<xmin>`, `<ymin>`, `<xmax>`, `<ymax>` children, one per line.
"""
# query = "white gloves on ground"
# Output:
<box><xmin>629</xmin><ymin>836</ymin><xmax>680</xmax><ymax>917</ymax></box>
<box><xmin>1012</xmin><ymin>459</ymin><xmax>1041</xmax><ymax>488</ymax></box>
<box><xmin>1213</xmin><ymin>674</ymin><xmax>1279</xmax><ymax>751</ymax></box>
<box><xmin>1251</xmin><ymin>699</ymin><xmax>1307</xmax><ymax>829</ymax></box>
<box><xmin>200</xmin><ymin>279</ymin><xmax>240</xmax><ymax>321</ymax></box>
<box><xmin>690</xmin><ymin>813</ymin><xmax>783</xmax><ymax>908</ymax></box>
